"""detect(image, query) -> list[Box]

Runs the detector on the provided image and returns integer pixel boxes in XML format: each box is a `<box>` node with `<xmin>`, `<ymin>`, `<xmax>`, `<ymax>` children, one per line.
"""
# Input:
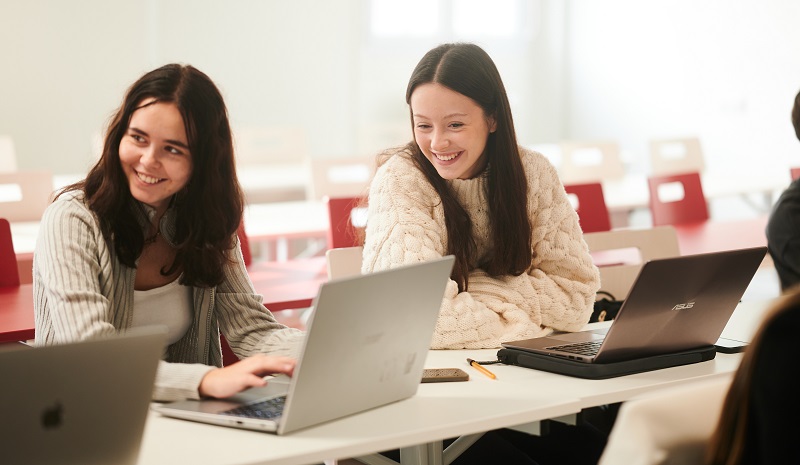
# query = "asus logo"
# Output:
<box><xmin>671</xmin><ymin>302</ymin><xmax>695</xmax><ymax>311</ymax></box>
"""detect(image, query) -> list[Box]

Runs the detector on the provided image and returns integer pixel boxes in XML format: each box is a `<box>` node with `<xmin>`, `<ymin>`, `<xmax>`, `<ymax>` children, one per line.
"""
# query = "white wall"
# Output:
<box><xmin>2</xmin><ymin>0</ymin><xmax>799</xmax><ymax>179</ymax></box>
<box><xmin>565</xmin><ymin>0</ymin><xmax>800</xmax><ymax>175</ymax></box>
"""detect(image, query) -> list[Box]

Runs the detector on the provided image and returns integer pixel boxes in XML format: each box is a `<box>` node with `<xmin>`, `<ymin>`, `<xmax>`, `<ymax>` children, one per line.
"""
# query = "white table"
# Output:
<box><xmin>602</xmin><ymin>170</ymin><xmax>788</xmax><ymax>217</ymax></box>
<box><xmin>243</xmin><ymin>201</ymin><xmax>327</xmax><ymax>261</ymax></box>
<box><xmin>8</xmin><ymin>201</ymin><xmax>329</xmax><ymax>260</ymax></box>
<box><xmin>137</xmin><ymin>298</ymin><xmax>775</xmax><ymax>465</ymax></box>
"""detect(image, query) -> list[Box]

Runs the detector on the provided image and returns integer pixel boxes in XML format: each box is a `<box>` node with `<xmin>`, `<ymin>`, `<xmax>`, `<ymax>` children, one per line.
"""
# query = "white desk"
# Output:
<box><xmin>138</xmin><ymin>298</ymin><xmax>775</xmax><ymax>465</ymax></box>
<box><xmin>238</xmin><ymin>164</ymin><xmax>310</xmax><ymax>204</ymax></box>
<box><xmin>8</xmin><ymin>201</ymin><xmax>329</xmax><ymax>259</ymax></box>
<box><xmin>602</xmin><ymin>170</ymin><xmax>788</xmax><ymax>215</ymax></box>
<box><xmin>138</xmin><ymin>375</ymin><xmax>581</xmax><ymax>465</ymax></box>
<box><xmin>243</xmin><ymin>201</ymin><xmax>327</xmax><ymax>261</ymax></box>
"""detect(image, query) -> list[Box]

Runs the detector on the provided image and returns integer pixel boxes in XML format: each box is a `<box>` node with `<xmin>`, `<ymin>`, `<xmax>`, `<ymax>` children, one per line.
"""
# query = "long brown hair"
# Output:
<box><xmin>706</xmin><ymin>288</ymin><xmax>800</xmax><ymax>464</ymax></box>
<box><xmin>58</xmin><ymin>64</ymin><xmax>242</xmax><ymax>287</ymax></box>
<box><xmin>383</xmin><ymin>43</ymin><xmax>531</xmax><ymax>291</ymax></box>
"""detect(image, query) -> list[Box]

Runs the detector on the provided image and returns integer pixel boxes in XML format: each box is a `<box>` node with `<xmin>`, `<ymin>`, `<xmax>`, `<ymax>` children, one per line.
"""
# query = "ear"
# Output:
<box><xmin>487</xmin><ymin>114</ymin><xmax>497</xmax><ymax>133</ymax></box>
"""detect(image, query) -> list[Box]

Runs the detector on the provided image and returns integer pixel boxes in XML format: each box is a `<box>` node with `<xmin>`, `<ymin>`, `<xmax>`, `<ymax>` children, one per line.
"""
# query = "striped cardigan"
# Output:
<box><xmin>33</xmin><ymin>192</ymin><xmax>304</xmax><ymax>401</ymax></box>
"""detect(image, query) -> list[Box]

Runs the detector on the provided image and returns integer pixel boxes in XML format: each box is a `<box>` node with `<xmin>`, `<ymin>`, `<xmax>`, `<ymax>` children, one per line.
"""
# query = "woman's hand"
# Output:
<box><xmin>198</xmin><ymin>354</ymin><xmax>296</xmax><ymax>399</ymax></box>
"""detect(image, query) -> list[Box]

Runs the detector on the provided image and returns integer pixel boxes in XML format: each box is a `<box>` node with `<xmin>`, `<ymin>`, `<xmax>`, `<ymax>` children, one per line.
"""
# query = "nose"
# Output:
<box><xmin>430</xmin><ymin>127</ymin><xmax>449</xmax><ymax>151</ymax></box>
<box><xmin>139</xmin><ymin>145</ymin><xmax>160</xmax><ymax>168</ymax></box>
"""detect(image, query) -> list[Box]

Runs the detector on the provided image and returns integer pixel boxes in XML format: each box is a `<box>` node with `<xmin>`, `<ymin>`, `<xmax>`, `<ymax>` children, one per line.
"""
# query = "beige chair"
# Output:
<box><xmin>649</xmin><ymin>137</ymin><xmax>705</xmax><ymax>176</ymax></box>
<box><xmin>306</xmin><ymin>156</ymin><xmax>376</xmax><ymax>201</ymax></box>
<box><xmin>0</xmin><ymin>135</ymin><xmax>17</xmax><ymax>172</ymax></box>
<box><xmin>598</xmin><ymin>377</ymin><xmax>731</xmax><ymax>465</ymax></box>
<box><xmin>325</xmin><ymin>246</ymin><xmax>363</xmax><ymax>280</ymax></box>
<box><xmin>233</xmin><ymin>125</ymin><xmax>310</xmax><ymax>203</ymax></box>
<box><xmin>0</xmin><ymin>171</ymin><xmax>55</xmax><ymax>222</ymax></box>
<box><xmin>583</xmin><ymin>226</ymin><xmax>680</xmax><ymax>299</ymax></box>
<box><xmin>558</xmin><ymin>140</ymin><xmax>625</xmax><ymax>184</ymax></box>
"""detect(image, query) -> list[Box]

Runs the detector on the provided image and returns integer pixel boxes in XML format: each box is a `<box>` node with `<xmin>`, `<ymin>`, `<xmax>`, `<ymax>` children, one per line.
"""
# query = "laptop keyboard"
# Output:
<box><xmin>546</xmin><ymin>340</ymin><xmax>603</xmax><ymax>357</ymax></box>
<box><xmin>221</xmin><ymin>396</ymin><xmax>286</xmax><ymax>419</ymax></box>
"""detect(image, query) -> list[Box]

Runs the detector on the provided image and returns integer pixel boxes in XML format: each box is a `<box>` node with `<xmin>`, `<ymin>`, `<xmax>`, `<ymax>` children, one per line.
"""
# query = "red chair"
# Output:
<box><xmin>647</xmin><ymin>172</ymin><xmax>709</xmax><ymax>226</ymax></box>
<box><xmin>790</xmin><ymin>167</ymin><xmax>800</xmax><ymax>181</ymax></box>
<box><xmin>0</xmin><ymin>218</ymin><xmax>21</xmax><ymax>288</ymax></box>
<box><xmin>563</xmin><ymin>183</ymin><xmax>612</xmax><ymax>233</ymax></box>
<box><xmin>325</xmin><ymin>196</ymin><xmax>366</xmax><ymax>249</ymax></box>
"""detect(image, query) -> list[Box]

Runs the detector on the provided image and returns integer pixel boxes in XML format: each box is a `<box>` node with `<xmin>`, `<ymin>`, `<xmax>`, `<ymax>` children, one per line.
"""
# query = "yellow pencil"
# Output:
<box><xmin>466</xmin><ymin>358</ymin><xmax>497</xmax><ymax>380</ymax></box>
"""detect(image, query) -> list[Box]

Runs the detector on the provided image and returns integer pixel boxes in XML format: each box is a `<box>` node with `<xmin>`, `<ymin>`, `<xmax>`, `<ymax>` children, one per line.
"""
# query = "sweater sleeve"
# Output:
<box><xmin>214</xmin><ymin>238</ymin><xmax>305</xmax><ymax>360</ymax></box>
<box><xmin>523</xmin><ymin>151</ymin><xmax>600</xmax><ymax>332</ymax></box>
<box><xmin>362</xmin><ymin>152</ymin><xmax>599</xmax><ymax>349</ymax></box>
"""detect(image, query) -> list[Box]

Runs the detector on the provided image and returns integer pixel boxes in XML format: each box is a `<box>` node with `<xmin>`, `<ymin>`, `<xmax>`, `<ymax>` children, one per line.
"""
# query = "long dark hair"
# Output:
<box><xmin>385</xmin><ymin>42</ymin><xmax>531</xmax><ymax>291</ymax></box>
<box><xmin>59</xmin><ymin>64</ymin><xmax>242</xmax><ymax>287</ymax></box>
<box><xmin>706</xmin><ymin>288</ymin><xmax>800</xmax><ymax>464</ymax></box>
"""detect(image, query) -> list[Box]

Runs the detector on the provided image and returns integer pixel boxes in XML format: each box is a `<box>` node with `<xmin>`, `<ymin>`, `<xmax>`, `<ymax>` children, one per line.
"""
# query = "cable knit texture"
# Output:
<box><xmin>33</xmin><ymin>193</ymin><xmax>304</xmax><ymax>401</ymax></box>
<box><xmin>362</xmin><ymin>148</ymin><xmax>600</xmax><ymax>349</ymax></box>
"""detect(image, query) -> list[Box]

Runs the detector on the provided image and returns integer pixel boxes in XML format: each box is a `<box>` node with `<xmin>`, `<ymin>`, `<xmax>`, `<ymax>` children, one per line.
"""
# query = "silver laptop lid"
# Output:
<box><xmin>0</xmin><ymin>328</ymin><xmax>166</xmax><ymax>465</ymax></box>
<box><xmin>279</xmin><ymin>256</ymin><xmax>455</xmax><ymax>433</ymax></box>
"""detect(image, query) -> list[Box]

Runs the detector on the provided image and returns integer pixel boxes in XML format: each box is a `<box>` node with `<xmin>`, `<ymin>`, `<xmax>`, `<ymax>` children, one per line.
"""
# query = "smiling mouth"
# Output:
<box><xmin>434</xmin><ymin>151</ymin><xmax>462</xmax><ymax>161</ymax></box>
<box><xmin>136</xmin><ymin>171</ymin><xmax>164</xmax><ymax>185</ymax></box>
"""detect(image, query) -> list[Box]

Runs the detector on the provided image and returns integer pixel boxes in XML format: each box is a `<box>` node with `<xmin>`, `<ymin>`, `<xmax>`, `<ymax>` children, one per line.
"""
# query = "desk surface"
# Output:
<box><xmin>673</xmin><ymin>216</ymin><xmax>768</xmax><ymax>256</ymax></box>
<box><xmin>136</xmin><ymin>298</ymin><xmax>775</xmax><ymax>465</ymax></box>
<box><xmin>602</xmin><ymin>171</ymin><xmax>788</xmax><ymax>213</ymax></box>
<box><xmin>0</xmin><ymin>284</ymin><xmax>34</xmax><ymax>343</ymax></box>
<box><xmin>0</xmin><ymin>257</ymin><xmax>326</xmax><ymax>344</ymax></box>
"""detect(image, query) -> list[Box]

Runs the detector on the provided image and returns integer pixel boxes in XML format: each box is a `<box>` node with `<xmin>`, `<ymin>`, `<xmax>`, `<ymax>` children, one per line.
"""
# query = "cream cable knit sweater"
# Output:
<box><xmin>362</xmin><ymin>148</ymin><xmax>600</xmax><ymax>349</ymax></box>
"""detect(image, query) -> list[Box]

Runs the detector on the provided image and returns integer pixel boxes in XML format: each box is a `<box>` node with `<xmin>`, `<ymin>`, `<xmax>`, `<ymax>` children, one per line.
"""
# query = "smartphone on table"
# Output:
<box><xmin>421</xmin><ymin>368</ymin><xmax>470</xmax><ymax>383</ymax></box>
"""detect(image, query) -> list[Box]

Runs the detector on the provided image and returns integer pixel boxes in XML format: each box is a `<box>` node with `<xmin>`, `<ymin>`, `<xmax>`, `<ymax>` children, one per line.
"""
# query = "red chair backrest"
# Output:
<box><xmin>220</xmin><ymin>335</ymin><xmax>239</xmax><ymax>366</ymax></box>
<box><xmin>236</xmin><ymin>222</ymin><xmax>252</xmax><ymax>267</ymax></box>
<box><xmin>325</xmin><ymin>196</ymin><xmax>365</xmax><ymax>249</ymax></box>
<box><xmin>647</xmin><ymin>172</ymin><xmax>709</xmax><ymax>226</ymax></box>
<box><xmin>563</xmin><ymin>182</ymin><xmax>612</xmax><ymax>233</ymax></box>
<box><xmin>0</xmin><ymin>218</ymin><xmax>21</xmax><ymax>287</ymax></box>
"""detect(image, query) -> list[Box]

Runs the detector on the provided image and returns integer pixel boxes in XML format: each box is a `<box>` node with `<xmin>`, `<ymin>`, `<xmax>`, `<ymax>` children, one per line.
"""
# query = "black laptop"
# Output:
<box><xmin>499</xmin><ymin>247</ymin><xmax>767</xmax><ymax>379</ymax></box>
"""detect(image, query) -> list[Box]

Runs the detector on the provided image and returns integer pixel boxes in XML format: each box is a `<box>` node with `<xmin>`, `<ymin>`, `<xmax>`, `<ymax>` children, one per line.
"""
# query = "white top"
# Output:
<box><xmin>132</xmin><ymin>277</ymin><xmax>193</xmax><ymax>345</ymax></box>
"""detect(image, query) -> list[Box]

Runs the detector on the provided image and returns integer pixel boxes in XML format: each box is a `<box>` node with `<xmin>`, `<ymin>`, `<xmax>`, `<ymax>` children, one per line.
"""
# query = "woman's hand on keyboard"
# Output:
<box><xmin>198</xmin><ymin>354</ymin><xmax>296</xmax><ymax>399</ymax></box>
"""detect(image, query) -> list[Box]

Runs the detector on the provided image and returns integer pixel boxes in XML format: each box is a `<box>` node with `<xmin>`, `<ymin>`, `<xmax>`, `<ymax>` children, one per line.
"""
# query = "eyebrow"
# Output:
<box><xmin>412</xmin><ymin>112</ymin><xmax>469</xmax><ymax>119</ymax></box>
<box><xmin>129</xmin><ymin>127</ymin><xmax>190</xmax><ymax>149</ymax></box>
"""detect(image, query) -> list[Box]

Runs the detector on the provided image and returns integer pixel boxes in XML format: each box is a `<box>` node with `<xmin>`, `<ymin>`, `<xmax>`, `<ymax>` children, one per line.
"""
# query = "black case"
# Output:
<box><xmin>497</xmin><ymin>346</ymin><xmax>717</xmax><ymax>380</ymax></box>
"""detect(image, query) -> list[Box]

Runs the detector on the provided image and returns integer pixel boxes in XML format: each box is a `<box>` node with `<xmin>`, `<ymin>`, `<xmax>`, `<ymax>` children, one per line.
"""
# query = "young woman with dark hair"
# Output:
<box><xmin>34</xmin><ymin>64</ymin><xmax>301</xmax><ymax>401</ymax></box>
<box><xmin>364</xmin><ymin>43</ymin><xmax>600</xmax><ymax>349</ymax></box>
<box><xmin>706</xmin><ymin>288</ymin><xmax>800</xmax><ymax>465</ymax></box>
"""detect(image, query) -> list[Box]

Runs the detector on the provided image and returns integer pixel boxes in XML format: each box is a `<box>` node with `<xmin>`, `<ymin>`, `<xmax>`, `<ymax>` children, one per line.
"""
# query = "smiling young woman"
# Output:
<box><xmin>33</xmin><ymin>64</ymin><xmax>302</xmax><ymax>402</ymax></box>
<box><xmin>362</xmin><ymin>42</ymin><xmax>605</xmax><ymax>465</ymax></box>
<box><xmin>364</xmin><ymin>43</ymin><xmax>600</xmax><ymax>350</ymax></box>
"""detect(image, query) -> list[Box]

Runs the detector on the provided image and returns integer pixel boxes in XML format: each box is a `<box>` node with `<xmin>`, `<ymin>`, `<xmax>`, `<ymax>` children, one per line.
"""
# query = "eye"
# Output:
<box><xmin>165</xmin><ymin>145</ymin><xmax>184</xmax><ymax>156</ymax></box>
<box><xmin>130</xmin><ymin>134</ymin><xmax>146</xmax><ymax>143</ymax></box>
<box><xmin>415</xmin><ymin>123</ymin><xmax>432</xmax><ymax>130</ymax></box>
<box><xmin>449</xmin><ymin>122</ymin><xmax>465</xmax><ymax>129</ymax></box>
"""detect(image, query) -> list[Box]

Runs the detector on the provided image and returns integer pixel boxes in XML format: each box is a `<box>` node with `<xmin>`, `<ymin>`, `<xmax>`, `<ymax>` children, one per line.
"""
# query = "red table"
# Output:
<box><xmin>249</xmin><ymin>256</ymin><xmax>328</xmax><ymax>311</ymax></box>
<box><xmin>0</xmin><ymin>284</ymin><xmax>35</xmax><ymax>343</ymax></box>
<box><xmin>0</xmin><ymin>258</ymin><xmax>329</xmax><ymax>344</ymax></box>
<box><xmin>672</xmin><ymin>216</ymin><xmax>769</xmax><ymax>256</ymax></box>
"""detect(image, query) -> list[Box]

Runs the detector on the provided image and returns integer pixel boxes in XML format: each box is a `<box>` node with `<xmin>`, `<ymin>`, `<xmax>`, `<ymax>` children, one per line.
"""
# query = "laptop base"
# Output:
<box><xmin>497</xmin><ymin>346</ymin><xmax>717</xmax><ymax>380</ymax></box>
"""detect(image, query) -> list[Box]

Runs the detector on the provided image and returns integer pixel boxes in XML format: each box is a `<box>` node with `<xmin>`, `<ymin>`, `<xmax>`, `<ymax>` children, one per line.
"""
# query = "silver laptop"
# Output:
<box><xmin>153</xmin><ymin>256</ymin><xmax>455</xmax><ymax>435</ymax></box>
<box><xmin>0</xmin><ymin>328</ymin><xmax>166</xmax><ymax>465</ymax></box>
<box><xmin>502</xmin><ymin>247</ymin><xmax>766</xmax><ymax>364</ymax></box>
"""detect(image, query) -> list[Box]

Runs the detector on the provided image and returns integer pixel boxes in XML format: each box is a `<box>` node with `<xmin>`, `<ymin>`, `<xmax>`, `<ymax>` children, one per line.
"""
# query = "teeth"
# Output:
<box><xmin>137</xmin><ymin>172</ymin><xmax>162</xmax><ymax>184</ymax></box>
<box><xmin>435</xmin><ymin>152</ymin><xmax>460</xmax><ymax>161</ymax></box>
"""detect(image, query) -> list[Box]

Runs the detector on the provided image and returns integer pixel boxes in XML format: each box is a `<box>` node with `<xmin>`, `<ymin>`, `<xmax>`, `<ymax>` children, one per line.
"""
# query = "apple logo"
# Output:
<box><xmin>41</xmin><ymin>401</ymin><xmax>63</xmax><ymax>429</ymax></box>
